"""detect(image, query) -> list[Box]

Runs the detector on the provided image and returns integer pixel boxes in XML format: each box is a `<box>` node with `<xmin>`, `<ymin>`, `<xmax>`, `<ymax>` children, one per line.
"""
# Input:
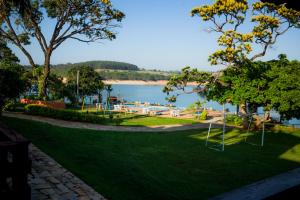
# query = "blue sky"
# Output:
<box><xmin>11</xmin><ymin>0</ymin><xmax>300</xmax><ymax>71</ymax></box>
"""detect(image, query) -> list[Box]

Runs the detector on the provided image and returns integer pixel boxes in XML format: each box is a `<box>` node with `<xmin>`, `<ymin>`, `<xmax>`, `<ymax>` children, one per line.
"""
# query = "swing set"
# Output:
<box><xmin>205</xmin><ymin>104</ymin><xmax>226</xmax><ymax>151</ymax></box>
<box><xmin>244</xmin><ymin>113</ymin><xmax>266</xmax><ymax>147</ymax></box>
<box><xmin>205</xmin><ymin>105</ymin><xmax>266</xmax><ymax>152</ymax></box>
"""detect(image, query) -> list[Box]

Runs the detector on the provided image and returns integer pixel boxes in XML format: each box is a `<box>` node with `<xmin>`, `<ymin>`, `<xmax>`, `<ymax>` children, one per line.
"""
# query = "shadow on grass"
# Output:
<box><xmin>1</xmin><ymin>116</ymin><xmax>300</xmax><ymax>200</ymax></box>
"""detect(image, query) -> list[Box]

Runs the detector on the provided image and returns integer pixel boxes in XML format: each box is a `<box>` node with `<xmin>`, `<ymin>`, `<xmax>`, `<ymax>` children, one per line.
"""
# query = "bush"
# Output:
<box><xmin>225</xmin><ymin>114</ymin><xmax>243</xmax><ymax>126</ymax></box>
<box><xmin>3</xmin><ymin>102</ymin><xmax>27</xmax><ymax>112</ymax></box>
<box><xmin>24</xmin><ymin>104</ymin><xmax>107</xmax><ymax>124</ymax></box>
<box><xmin>199</xmin><ymin>110</ymin><xmax>207</xmax><ymax>120</ymax></box>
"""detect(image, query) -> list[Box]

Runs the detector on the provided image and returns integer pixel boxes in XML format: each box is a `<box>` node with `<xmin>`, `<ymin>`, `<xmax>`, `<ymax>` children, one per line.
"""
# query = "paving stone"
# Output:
<box><xmin>48</xmin><ymin>177</ymin><xmax>60</xmax><ymax>184</ymax></box>
<box><xmin>56</xmin><ymin>183</ymin><xmax>70</xmax><ymax>194</ymax></box>
<box><xmin>40</xmin><ymin>188</ymin><xmax>56</xmax><ymax>196</ymax></box>
<box><xmin>28</xmin><ymin>144</ymin><xmax>105</xmax><ymax>200</ymax></box>
<box><xmin>34</xmin><ymin>183</ymin><xmax>52</xmax><ymax>190</ymax></box>
<box><xmin>78</xmin><ymin>196</ymin><xmax>91</xmax><ymax>200</ymax></box>
<box><xmin>40</xmin><ymin>170</ymin><xmax>51</xmax><ymax>178</ymax></box>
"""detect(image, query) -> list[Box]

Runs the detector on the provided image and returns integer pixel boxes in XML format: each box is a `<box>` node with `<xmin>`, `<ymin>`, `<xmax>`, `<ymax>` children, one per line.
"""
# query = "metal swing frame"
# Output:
<box><xmin>244</xmin><ymin>113</ymin><xmax>265</xmax><ymax>147</ymax></box>
<box><xmin>205</xmin><ymin>105</ymin><xmax>226</xmax><ymax>151</ymax></box>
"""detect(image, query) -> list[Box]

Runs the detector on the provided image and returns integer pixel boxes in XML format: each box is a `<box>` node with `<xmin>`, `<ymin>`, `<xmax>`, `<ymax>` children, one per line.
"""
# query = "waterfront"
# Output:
<box><xmin>99</xmin><ymin>84</ymin><xmax>300</xmax><ymax>127</ymax></box>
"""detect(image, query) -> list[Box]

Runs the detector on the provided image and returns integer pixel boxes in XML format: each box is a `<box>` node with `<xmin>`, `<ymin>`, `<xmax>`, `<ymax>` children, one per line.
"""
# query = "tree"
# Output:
<box><xmin>191</xmin><ymin>0</ymin><xmax>300</xmax><ymax>66</ymax></box>
<box><xmin>0</xmin><ymin>0</ymin><xmax>125</xmax><ymax>99</ymax></box>
<box><xmin>266</xmin><ymin>55</ymin><xmax>300</xmax><ymax>120</ymax></box>
<box><xmin>47</xmin><ymin>73</ymin><xmax>66</xmax><ymax>101</ymax></box>
<box><xmin>104</xmin><ymin>84</ymin><xmax>113</xmax><ymax>110</ymax></box>
<box><xmin>164</xmin><ymin>0</ymin><xmax>300</xmax><ymax>126</ymax></box>
<box><xmin>0</xmin><ymin>36</ymin><xmax>19</xmax><ymax>63</ymax></box>
<box><xmin>0</xmin><ymin>0</ymin><xmax>30</xmax><ymax>16</ymax></box>
<box><xmin>0</xmin><ymin>40</ymin><xmax>27</xmax><ymax>115</ymax></box>
<box><xmin>66</xmin><ymin>65</ymin><xmax>104</xmax><ymax>105</ymax></box>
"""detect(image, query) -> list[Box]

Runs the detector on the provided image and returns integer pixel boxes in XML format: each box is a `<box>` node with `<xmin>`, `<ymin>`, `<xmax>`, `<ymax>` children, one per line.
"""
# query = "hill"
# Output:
<box><xmin>51</xmin><ymin>60</ymin><xmax>139</xmax><ymax>76</ymax></box>
<box><xmin>51</xmin><ymin>60</ymin><xmax>174</xmax><ymax>81</ymax></box>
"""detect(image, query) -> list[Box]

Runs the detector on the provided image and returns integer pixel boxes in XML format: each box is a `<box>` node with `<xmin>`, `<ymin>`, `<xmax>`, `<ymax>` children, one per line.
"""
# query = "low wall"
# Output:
<box><xmin>20</xmin><ymin>99</ymin><xmax>66</xmax><ymax>109</ymax></box>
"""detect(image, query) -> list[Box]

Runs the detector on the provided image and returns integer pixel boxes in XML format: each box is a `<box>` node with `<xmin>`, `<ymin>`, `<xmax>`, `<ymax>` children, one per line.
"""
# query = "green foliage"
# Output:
<box><xmin>163</xmin><ymin>66</ymin><xmax>212</xmax><ymax>102</ymax></box>
<box><xmin>25</xmin><ymin>104</ymin><xmax>107</xmax><ymax>124</ymax></box>
<box><xmin>186</xmin><ymin>100</ymin><xmax>206</xmax><ymax>112</ymax></box>
<box><xmin>214</xmin><ymin>60</ymin><xmax>271</xmax><ymax>108</ymax></box>
<box><xmin>51</xmin><ymin>61</ymin><xmax>171</xmax><ymax>80</ymax></box>
<box><xmin>0</xmin><ymin>48</ymin><xmax>28</xmax><ymax>114</ymax></box>
<box><xmin>52</xmin><ymin>61</ymin><xmax>139</xmax><ymax>75</ymax></box>
<box><xmin>47</xmin><ymin>73</ymin><xmax>67</xmax><ymax>100</ymax></box>
<box><xmin>199</xmin><ymin>110</ymin><xmax>207</xmax><ymax>120</ymax></box>
<box><xmin>3</xmin><ymin>102</ymin><xmax>27</xmax><ymax>112</ymax></box>
<box><xmin>191</xmin><ymin>0</ymin><xmax>300</xmax><ymax>66</ymax></box>
<box><xmin>225</xmin><ymin>114</ymin><xmax>243</xmax><ymax>126</ymax></box>
<box><xmin>0</xmin><ymin>38</ymin><xmax>19</xmax><ymax>63</ymax></box>
<box><xmin>101</xmin><ymin>70</ymin><xmax>169</xmax><ymax>81</ymax></box>
<box><xmin>266</xmin><ymin>56</ymin><xmax>300</xmax><ymax>120</ymax></box>
<box><xmin>66</xmin><ymin>65</ymin><xmax>104</xmax><ymax>103</ymax></box>
<box><xmin>1</xmin><ymin>0</ymin><xmax>125</xmax><ymax>98</ymax></box>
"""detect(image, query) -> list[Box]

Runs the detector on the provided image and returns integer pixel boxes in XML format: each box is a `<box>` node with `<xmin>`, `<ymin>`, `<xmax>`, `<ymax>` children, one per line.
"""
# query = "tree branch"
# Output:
<box><xmin>2</xmin><ymin>18</ymin><xmax>36</xmax><ymax>67</ymax></box>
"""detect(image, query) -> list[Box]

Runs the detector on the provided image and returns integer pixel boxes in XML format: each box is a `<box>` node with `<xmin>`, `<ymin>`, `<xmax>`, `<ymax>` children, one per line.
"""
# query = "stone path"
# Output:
<box><xmin>4</xmin><ymin>112</ymin><xmax>225</xmax><ymax>132</ymax></box>
<box><xmin>30</xmin><ymin>144</ymin><xmax>105</xmax><ymax>200</ymax></box>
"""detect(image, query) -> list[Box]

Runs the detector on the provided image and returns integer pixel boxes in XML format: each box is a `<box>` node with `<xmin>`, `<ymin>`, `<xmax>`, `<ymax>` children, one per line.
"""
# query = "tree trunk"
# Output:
<box><xmin>264</xmin><ymin>110</ymin><xmax>270</xmax><ymax>121</ymax></box>
<box><xmin>236</xmin><ymin>105</ymin><xmax>239</xmax><ymax>115</ymax></box>
<box><xmin>239</xmin><ymin>102</ymin><xmax>249</xmax><ymax>129</ymax></box>
<box><xmin>39</xmin><ymin>51</ymin><xmax>51</xmax><ymax>100</ymax></box>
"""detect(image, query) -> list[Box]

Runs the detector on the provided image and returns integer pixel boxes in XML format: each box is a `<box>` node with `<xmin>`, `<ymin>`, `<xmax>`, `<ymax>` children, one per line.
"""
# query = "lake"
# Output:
<box><xmin>93</xmin><ymin>84</ymin><xmax>299</xmax><ymax>127</ymax></box>
<box><xmin>106</xmin><ymin>84</ymin><xmax>231</xmax><ymax>110</ymax></box>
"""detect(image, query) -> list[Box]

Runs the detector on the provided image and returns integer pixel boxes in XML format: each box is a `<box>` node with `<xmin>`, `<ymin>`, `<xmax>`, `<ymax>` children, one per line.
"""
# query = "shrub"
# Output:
<box><xmin>225</xmin><ymin>114</ymin><xmax>243</xmax><ymax>126</ymax></box>
<box><xmin>199</xmin><ymin>110</ymin><xmax>207</xmax><ymax>120</ymax></box>
<box><xmin>24</xmin><ymin>104</ymin><xmax>107</xmax><ymax>124</ymax></box>
<box><xmin>3</xmin><ymin>102</ymin><xmax>27</xmax><ymax>112</ymax></box>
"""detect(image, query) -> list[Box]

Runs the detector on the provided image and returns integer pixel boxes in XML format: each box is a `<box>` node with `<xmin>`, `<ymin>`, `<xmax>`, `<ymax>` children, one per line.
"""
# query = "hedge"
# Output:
<box><xmin>225</xmin><ymin>114</ymin><xmax>243</xmax><ymax>126</ymax></box>
<box><xmin>24</xmin><ymin>104</ymin><xmax>107</xmax><ymax>124</ymax></box>
<box><xmin>199</xmin><ymin>110</ymin><xmax>207</xmax><ymax>120</ymax></box>
<box><xmin>4</xmin><ymin>102</ymin><xmax>27</xmax><ymax>112</ymax></box>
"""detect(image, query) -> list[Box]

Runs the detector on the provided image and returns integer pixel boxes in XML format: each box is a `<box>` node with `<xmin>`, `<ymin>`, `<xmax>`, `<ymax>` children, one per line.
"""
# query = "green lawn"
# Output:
<box><xmin>2</xmin><ymin>117</ymin><xmax>300</xmax><ymax>200</ymax></box>
<box><xmin>117</xmin><ymin>115</ymin><xmax>199</xmax><ymax>126</ymax></box>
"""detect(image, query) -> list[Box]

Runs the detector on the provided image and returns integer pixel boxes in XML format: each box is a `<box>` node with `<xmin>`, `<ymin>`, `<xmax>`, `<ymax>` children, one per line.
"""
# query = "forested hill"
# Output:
<box><xmin>52</xmin><ymin>60</ymin><xmax>139</xmax><ymax>75</ymax></box>
<box><xmin>51</xmin><ymin>60</ymin><xmax>174</xmax><ymax>80</ymax></box>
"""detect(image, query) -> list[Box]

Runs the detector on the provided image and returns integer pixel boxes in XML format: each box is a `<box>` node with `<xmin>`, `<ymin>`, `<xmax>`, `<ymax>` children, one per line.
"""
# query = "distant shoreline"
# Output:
<box><xmin>103</xmin><ymin>80</ymin><xmax>198</xmax><ymax>86</ymax></box>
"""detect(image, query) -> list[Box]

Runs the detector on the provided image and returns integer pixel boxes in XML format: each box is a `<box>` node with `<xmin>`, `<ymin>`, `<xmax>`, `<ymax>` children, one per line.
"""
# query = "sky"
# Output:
<box><xmin>11</xmin><ymin>0</ymin><xmax>300</xmax><ymax>71</ymax></box>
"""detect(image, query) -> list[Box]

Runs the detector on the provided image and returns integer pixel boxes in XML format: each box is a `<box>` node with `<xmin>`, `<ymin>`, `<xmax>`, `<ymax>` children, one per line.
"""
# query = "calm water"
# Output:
<box><xmin>97</xmin><ymin>84</ymin><xmax>299</xmax><ymax>126</ymax></box>
<box><xmin>107</xmin><ymin>84</ymin><xmax>233</xmax><ymax>110</ymax></box>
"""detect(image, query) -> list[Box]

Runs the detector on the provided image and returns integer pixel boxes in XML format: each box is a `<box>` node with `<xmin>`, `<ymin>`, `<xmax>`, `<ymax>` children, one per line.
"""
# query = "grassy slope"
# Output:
<box><xmin>119</xmin><ymin>116</ymin><xmax>198</xmax><ymax>126</ymax></box>
<box><xmin>2</xmin><ymin>117</ymin><xmax>300</xmax><ymax>200</ymax></box>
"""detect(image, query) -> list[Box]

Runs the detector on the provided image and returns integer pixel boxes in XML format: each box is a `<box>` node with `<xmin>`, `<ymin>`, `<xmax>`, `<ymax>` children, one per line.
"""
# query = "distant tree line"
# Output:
<box><xmin>51</xmin><ymin>61</ymin><xmax>171</xmax><ymax>80</ymax></box>
<box><xmin>52</xmin><ymin>61</ymin><xmax>139</xmax><ymax>75</ymax></box>
<box><xmin>100</xmin><ymin>70</ymin><xmax>170</xmax><ymax>81</ymax></box>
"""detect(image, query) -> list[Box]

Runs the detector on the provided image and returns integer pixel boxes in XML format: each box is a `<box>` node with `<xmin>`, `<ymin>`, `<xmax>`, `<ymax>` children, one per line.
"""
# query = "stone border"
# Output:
<box><xmin>211</xmin><ymin>168</ymin><xmax>300</xmax><ymax>200</ymax></box>
<box><xmin>30</xmin><ymin>144</ymin><xmax>105</xmax><ymax>200</ymax></box>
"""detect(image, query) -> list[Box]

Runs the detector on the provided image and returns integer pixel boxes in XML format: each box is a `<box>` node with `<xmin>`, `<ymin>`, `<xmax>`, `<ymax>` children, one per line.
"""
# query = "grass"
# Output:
<box><xmin>2</xmin><ymin>117</ymin><xmax>300</xmax><ymax>200</ymax></box>
<box><xmin>117</xmin><ymin>115</ymin><xmax>199</xmax><ymax>126</ymax></box>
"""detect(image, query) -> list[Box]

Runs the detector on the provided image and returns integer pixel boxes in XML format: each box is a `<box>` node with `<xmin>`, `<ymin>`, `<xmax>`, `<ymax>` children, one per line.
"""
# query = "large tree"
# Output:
<box><xmin>165</xmin><ymin>0</ymin><xmax>299</xmax><ymax>119</ymax></box>
<box><xmin>0</xmin><ymin>0</ymin><xmax>124</xmax><ymax>99</ymax></box>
